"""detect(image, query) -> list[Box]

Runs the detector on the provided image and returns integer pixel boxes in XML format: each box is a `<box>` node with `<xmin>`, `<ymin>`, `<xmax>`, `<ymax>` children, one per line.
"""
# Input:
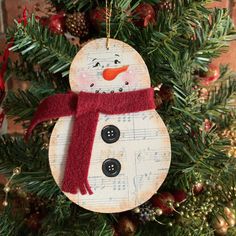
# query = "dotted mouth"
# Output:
<box><xmin>92</xmin><ymin>81</ymin><xmax>129</xmax><ymax>94</ymax></box>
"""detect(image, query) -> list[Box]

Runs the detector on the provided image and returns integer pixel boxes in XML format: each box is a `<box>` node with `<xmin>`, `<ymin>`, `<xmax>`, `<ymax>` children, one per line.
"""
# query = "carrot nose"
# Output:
<box><xmin>102</xmin><ymin>65</ymin><xmax>129</xmax><ymax>81</ymax></box>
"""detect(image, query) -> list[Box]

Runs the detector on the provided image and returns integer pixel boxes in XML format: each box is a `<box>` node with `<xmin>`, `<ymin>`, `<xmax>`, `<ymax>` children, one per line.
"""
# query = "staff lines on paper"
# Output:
<box><xmin>50</xmin><ymin>128</ymin><xmax>165</xmax><ymax>147</ymax></box>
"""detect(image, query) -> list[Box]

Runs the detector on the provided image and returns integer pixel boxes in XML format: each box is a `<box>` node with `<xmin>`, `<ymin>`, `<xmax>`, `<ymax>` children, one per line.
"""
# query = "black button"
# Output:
<box><xmin>101</xmin><ymin>125</ymin><xmax>120</xmax><ymax>144</ymax></box>
<box><xmin>102</xmin><ymin>158</ymin><xmax>121</xmax><ymax>177</ymax></box>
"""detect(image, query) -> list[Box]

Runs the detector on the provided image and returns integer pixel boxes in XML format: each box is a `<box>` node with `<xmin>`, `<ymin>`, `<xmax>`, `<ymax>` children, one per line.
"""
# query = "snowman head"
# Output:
<box><xmin>69</xmin><ymin>38</ymin><xmax>151</xmax><ymax>93</ymax></box>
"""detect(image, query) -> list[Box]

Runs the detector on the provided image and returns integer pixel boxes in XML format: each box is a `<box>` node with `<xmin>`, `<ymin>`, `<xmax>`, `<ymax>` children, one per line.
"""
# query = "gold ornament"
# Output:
<box><xmin>224</xmin><ymin>207</ymin><xmax>232</xmax><ymax>216</ymax></box>
<box><xmin>227</xmin><ymin>147</ymin><xmax>236</xmax><ymax>158</ymax></box>
<box><xmin>175</xmin><ymin>202</ymin><xmax>180</xmax><ymax>208</ymax></box>
<box><xmin>150</xmin><ymin>216</ymin><xmax>156</xmax><ymax>221</ymax></box>
<box><xmin>221</xmin><ymin>128</ymin><xmax>236</xmax><ymax>145</ymax></box>
<box><xmin>224</xmin><ymin>207</ymin><xmax>236</xmax><ymax>227</ymax></box>
<box><xmin>48</xmin><ymin>119</ymin><xmax>55</xmax><ymax>125</ymax></box>
<box><xmin>168</xmin><ymin>222</ymin><xmax>173</xmax><ymax>227</ymax></box>
<box><xmin>155</xmin><ymin>208</ymin><xmax>163</xmax><ymax>216</ymax></box>
<box><xmin>226</xmin><ymin>217</ymin><xmax>235</xmax><ymax>227</ymax></box>
<box><xmin>227</xmin><ymin>201</ymin><xmax>234</xmax><ymax>208</ymax></box>
<box><xmin>212</xmin><ymin>215</ymin><xmax>227</xmax><ymax>229</ymax></box>
<box><xmin>133</xmin><ymin>207</ymin><xmax>140</xmax><ymax>214</ymax></box>
<box><xmin>229</xmin><ymin>213</ymin><xmax>235</xmax><ymax>220</ymax></box>
<box><xmin>215</xmin><ymin>225</ymin><xmax>228</xmax><ymax>236</ymax></box>
<box><xmin>3</xmin><ymin>186</ymin><xmax>10</xmax><ymax>193</ymax></box>
<box><xmin>42</xmin><ymin>143</ymin><xmax>49</xmax><ymax>149</ymax></box>
<box><xmin>190</xmin><ymin>212</ymin><xmax>195</xmax><ymax>217</ymax></box>
<box><xmin>192</xmin><ymin>182</ymin><xmax>204</xmax><ymax>194</ymax></box>
<box><xmin>199</xmin><ymin>88</ymin><xmax>209</xmax><ymax>102</ymax></box>
<box><xmin>219</xmin><ymin>128</ymin><xmax>236</xmax><ymax>158</ymax></box>
<box><xmin>2</xmin><ymin>201</ymin><xmax>8</xmax><ymax>207</ymax></box>
<box><xmin>216</xmin><ymin>184</ymin><xmax>223</xmax><ymax>191</ymax></box>
<box><xmin>2</xmin><ymin>166</ymin><xmax>22</xmax><ymax>207</ymax></box>
<box><xmin>13</xmin><ymin>167</ymin><xmax>21</xmax><ymax>175</ymax></box>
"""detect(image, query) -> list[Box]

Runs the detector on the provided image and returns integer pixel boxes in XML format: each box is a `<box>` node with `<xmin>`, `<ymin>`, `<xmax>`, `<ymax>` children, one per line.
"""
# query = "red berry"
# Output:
<box><xmin>151</xmin><ymin>192</ymin><xmax>175</xmax><ymax>215</ymax></box>
<box><xmin>48</xmin><ymin>14</ymin><xmax>65</xmax><ymax>34</ymax></box>
<box><xmin>172</xmin><ymin>190</ymin><xmax>187</xmax><ymax>203</ymax></box>
<box><xmin>133</xmin><ymin>3</ymin><xmax>155</xmax><ymax>27</ymax></box>
<box><xmin>199</xmin><ymin>64</ymin><xmax>220</xmax><ymax>86</ymax></box>
<box><xmin>90</xmin><ymin>7</ymin><xmax>106</xmax><ymax>30</ymax></box>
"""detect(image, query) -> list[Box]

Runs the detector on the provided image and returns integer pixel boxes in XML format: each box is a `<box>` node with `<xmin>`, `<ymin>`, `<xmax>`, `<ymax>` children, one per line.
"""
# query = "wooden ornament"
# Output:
<box><xmin>49</xmin><ymin>38</ymin><xmax>171</xmax><ymax>213</ymax></box>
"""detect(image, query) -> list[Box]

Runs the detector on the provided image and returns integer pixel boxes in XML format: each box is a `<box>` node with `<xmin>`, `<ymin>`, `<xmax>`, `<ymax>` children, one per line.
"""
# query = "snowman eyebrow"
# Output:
<box><xmin>92</xmin><ymin>58</ymin><xmax>97</xmax><ymax>61</ymax></box>
<box><xmin>115</xmin><ymin>54</ymin><xmax>120</xmax><ymax>57</ymax></box>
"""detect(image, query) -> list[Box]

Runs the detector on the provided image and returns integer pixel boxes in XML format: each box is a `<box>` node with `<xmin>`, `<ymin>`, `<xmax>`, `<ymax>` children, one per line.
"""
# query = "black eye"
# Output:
<box><xmin>114</xmin><ymin>59</ymin><xmax>121</xmax><ymax>64</ymax></box>
<box><xmin>93</xmin><ymin>62</ymin><xmax>101</xmax><ymax>67</ymax></box>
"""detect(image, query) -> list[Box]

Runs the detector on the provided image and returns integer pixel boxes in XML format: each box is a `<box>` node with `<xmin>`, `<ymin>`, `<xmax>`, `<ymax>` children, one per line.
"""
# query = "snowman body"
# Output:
<box><xmin>49</xmin><ymin>38</ymin><xmax>171</xmax><ymax>213</ymax></box>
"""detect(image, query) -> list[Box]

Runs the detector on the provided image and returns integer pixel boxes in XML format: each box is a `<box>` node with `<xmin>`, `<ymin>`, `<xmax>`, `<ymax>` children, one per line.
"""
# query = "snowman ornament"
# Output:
<box><xmin>28</xmin><ymin>38</ymin><xmax>171</xmax><ymax>213</ymax></box>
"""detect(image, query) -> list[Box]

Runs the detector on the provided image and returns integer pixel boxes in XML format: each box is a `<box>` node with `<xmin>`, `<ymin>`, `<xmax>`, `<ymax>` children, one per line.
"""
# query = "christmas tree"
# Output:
<box><xmin>0</xmin><ymin>0</ymin><xmax>236</xmax><ymax>235</ymax></box>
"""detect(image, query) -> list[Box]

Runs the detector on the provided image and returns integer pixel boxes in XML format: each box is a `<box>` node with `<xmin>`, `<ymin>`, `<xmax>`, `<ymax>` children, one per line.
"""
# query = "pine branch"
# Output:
<box><xmin>4</xmin><ymin>62</ymin><xmax>69</xmax><ymax>122</ymax></box>
<box><xmin>129</xmin><ymin>5</ymin><xmax>236</xmax><ymax>82</ymax></box>
<box><xmin>192</xmin><ymin>8</ymin><xmax>236</xmax><ymax>68</ymax></box>
<box><xmin>7</xmin><ymin>16</ymin><xmax>77</xmax><ymax>77</ymax></box>
<box><xmin>3</xmin><ymin>77</ymin><xmax>68</xmax><ymax>123</ymax></box>
<box><xmin>218</xmin><ymin>111</ymin><xmax>236</xmax><ymax>130</ymax></box>
<box><xmin>42</xmin><ymin>207</ymin><xmax>113</xmax><ymax>236</ymax></box>
<box><xmin>0</xmin><ymin>135</ymin><xmax>60</xmax><ymax>198</ymax></box>
<box><xmin>3</xmin><ymin>90</ymin><xmax>41</xmax><ymax>122</ymax></box>
<box><xmin>8</xmin><ymin>60</ymin><xmax>38</xmax><ymax>82</ymax></box>
<box><xmin>169</xmin><ymin>129</ymin><xmax>235</xmax><ymax>189</ymax></box>
<box><xmin>1</xmin><ymin>1</ymin><xmax>236</xmax><ymax>235</ymax></box>
<box><xmin>0</xmin><ymin>208</ymin><xmax>23</xmax><ymax>236</ymax></box>
<box><xmin>48</xmin><ymin>0</ymin><xmax>95</xmax><ymax>11</ymax></box>
<box><xmin>203</xmin><ymin>77</ymin><xmax>236</xmax><ymax>119</ymax></box>
<box><xmin>9</xmin><ymin>59</ymin><xmax>70</xmax><ymax>94</ymax></box>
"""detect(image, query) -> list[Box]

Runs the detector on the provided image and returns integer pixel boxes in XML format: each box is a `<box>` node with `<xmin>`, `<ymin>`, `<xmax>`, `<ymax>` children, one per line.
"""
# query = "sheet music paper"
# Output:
<box><xmin>49</xmin><ymin>38</ymin><xmax>171</xmax><ymax>213</ymax></box>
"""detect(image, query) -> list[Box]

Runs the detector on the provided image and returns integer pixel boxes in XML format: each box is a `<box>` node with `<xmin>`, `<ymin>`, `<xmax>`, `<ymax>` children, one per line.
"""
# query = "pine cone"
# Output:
<box><xmin>65</xmin><ymin>12</ymin><xmax>89</xmax><ymax>38</ymax></box>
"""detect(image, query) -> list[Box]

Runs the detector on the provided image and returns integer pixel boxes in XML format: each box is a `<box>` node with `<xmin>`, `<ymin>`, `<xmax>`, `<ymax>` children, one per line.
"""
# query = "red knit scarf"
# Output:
<box><xmin>26</xmin><ymin>88</ymin><xmax>156</xmax><ymax>195</ymax></box>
